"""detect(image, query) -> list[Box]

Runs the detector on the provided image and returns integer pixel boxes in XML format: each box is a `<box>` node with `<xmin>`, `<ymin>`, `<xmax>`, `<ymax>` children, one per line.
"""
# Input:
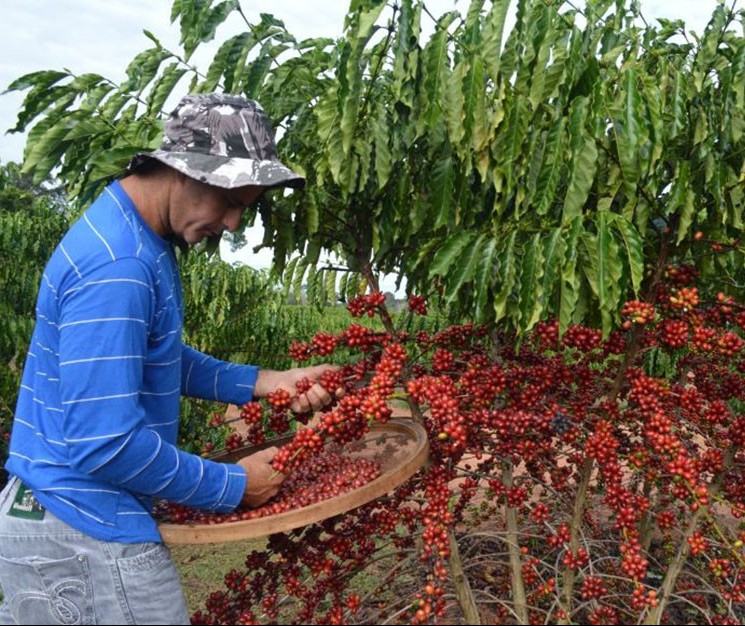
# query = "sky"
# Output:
<box><xmin>0</xmin><ymin>0</ymin><xmax>733</xmax><ymax>278</ymax></box>
<box><xmin>0</xmin><ymin>1</ymin><xmax>729</xmax><ymax>163</ymax></box>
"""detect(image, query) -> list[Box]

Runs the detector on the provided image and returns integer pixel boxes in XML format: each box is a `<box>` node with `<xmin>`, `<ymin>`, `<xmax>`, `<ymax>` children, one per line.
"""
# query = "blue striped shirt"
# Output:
<box><xmin>5</xmin><ymin>181</ymin><xmax>258</xmax><ymax>542</ymax></box>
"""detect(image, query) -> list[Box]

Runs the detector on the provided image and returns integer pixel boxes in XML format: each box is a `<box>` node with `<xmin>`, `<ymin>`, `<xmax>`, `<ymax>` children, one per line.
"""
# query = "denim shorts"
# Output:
<box><xmin>0</xmin><ymin>477</ymin><xmax>190</xmax><ymax>625</ymax></box>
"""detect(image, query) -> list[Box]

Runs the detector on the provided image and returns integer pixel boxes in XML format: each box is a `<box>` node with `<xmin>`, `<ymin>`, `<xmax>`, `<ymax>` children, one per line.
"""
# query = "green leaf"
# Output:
<box><xmin>473</xmin><ymin>236</ymin><xmax>498</xmax><ymax>321</ymax></box>
<box><xmin>421</xmin><ymin>13</ymin><xmax>457</xmax><ymax>129</ymax></box>
<box><xmin>580</xmin><ymin>230</ymin><xmax>599</xmax><ymax>298</ymax></box>
<box><xmin>559</xmin><ymin>218</ymin><xmax>582</xmax><ymax>333</ymax></box>
<box><xmin>9</xmin><ymin>83</ymin><xmax>76</xmax><ymax>133</ymax></box>
<box><xmin>666</xmin><ymin>72</ymin><xmax>688</xmax><ymax>142</ymax></box>
<box><xmin>338</xmin><ymin>2</ymin><xmax>386</xmax><ymax>156</ymax></box>
<box><xmin>292</xmin><ymin>257</ymin><xmax>308</xmax><ymax>304</ymax></box>
<box><xmin>391</xmin><ymin>0</ymin><xmax>421</xmax><ymax>109</ymax></box>
<box><xmin>3</xmin><ymin>70</ymin><xmax>70</xmax><ymax>95</ymax></box>
<box><xmin>533</xmin><ymin>117</ymin><xmax>566</xmax><ymax>216</ymax></box>
<box><xmin>338</xmin><ymin>271</ymin><xmax>349</xmax><ymax>302</ymax></box>
<box><xmin>22</xmin><ymin>119</ymin><xmax>72</xmax><ymax>183</ymax></box>
<box><xmin>315</xmin><ymin>87</ymin><xmax>345</xmax><ymax>185</ymax></box>
<box><xmin>595</xmin><ymin>211</ymin><xmax>622</xmax><ymax>336</ymax></box>
<box><xmin>202</xmin><ymin>32</ymin><xmax>252</xmax><ymax>93</ymax></box>
<box><xmin>429</xmin><ymin>231</ymin><xmax>472</xmax><ymax>278</ymax></box>
<box><xmin>371</xmin><ymin>102</ymin><xmax>392</xmax><ymax>190</ymax></box>
<box><xmin>281</xmin><ymin>256</ymin><xmax>300</xmax><ymax>298</ymax></box>
<box><xmin>497</xmin><ymin>94</ymin><xmax>529</xmax><ymax>194</ymax></box>
<box><xmin>444</xmin><ymin>61</ymin><xmax>467</xmax><ymax>148</ymax></box>
<box><xmin>142</xmin><ymin>30</ymin><xmax>162</xmax><ymax>48</ymax></box>
<box><xmin>613</xmin><ymin>68</ymin><xmax>645</xmax><ymax>197</ymax></box>
<box><xmin>518</xmin><ymin>232</ymin><xmax>545</xmax><ymax>332</ymax></box>
<box><xmin>464</xmin><ymin>55</ymin><xmax>487</xmax><ymax>154</ymax></box>
<box><xmin>494</xmin><ymin>230</ymin><xmax>518</xmax><ymax>322</ymax></box>
<box><xmin>675</xmin><ymin>185</ymin><xmax>696</xmax><ymax>245</ymax></box>
<box><xmin>305</xmin><ymin>240</ymin><xmax>322</xmax><ymax>266</ymax></box>
<box><xmin>242</xmin><ymin>43</ymin><xmax>288</xmax><ymax>95</ymax></box>
<box><xmin>563</xmin><ymin>98</ymin><xmax>597</xmax><ymax>223</ymax></box>
<box><xmin>664</xmin><ymin>159</ymin><xmax>690</xmax><ymax>219</ymax></box>
<box><xmin>431</xmin><ymin>154</ymin><xmax>455</xmax><ymax>229</ymax></box>
<box><xmin>148</xmin><ymin>64</ymin><xmax>188</xmax><ymax>115</ymax></box>
<box><xmin>443</xmin><ymin>233</ymin><xmax>489</xmax><ymax>305</ymax></box>
<box><xmin>121</xmin><ymin>48</ymin><xmax>172</xmax><ymax>94</ymax></box>
<box><xmin>481</xmin><ymin>0</ymin><xmax>512</xmax><ymax>82</ymax></box>
<box><xmin>610</xmin><ymin>214</ymin><xmax>645</xmax><ymax>296</ymax></box>
<box><xmin>324</xmin><ymin>269</ymin><xmax>338</xmax><ymax>304</ymax></box>
<box><xmin>304</xmin><ymin>197</ymin><xmax>320</xmax><ymax>237</ymax></box>
<box><xmin>540</xmin><ymin>227</ymin><xmax>566</xmax><ymax>317</ymax></box>
<box><xmin>175</xmin><ymin>0</ymin><xmax>241</xmax><ymax>61</ymax></box>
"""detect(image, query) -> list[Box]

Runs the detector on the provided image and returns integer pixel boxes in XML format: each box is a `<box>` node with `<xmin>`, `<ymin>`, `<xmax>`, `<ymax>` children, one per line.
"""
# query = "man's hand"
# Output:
<box><xmin>237</xmin><ymin>447</ymin><xmax>284</xmax><ymax>508</ymax></box>
<box><xmin>254</xmin><ymin>365</ymin><xmax>345</xmax><ymax>414</ymax></box>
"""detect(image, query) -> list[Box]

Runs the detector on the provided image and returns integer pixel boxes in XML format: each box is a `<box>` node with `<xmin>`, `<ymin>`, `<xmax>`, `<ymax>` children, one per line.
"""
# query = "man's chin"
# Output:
<box><xmin>190</xmin><ymin>233</ymin><xmax>222</xmax><ymax>249</ymax></box>
<box><xmin>171</xmin><ymin>231</ymin><xmax>221</xmax><ymax>248</ymax></box>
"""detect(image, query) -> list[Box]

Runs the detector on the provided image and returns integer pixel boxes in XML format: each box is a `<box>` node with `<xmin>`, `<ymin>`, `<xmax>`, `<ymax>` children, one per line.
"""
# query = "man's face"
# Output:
<box><xmin>170</xmin><ymin>177</ymin><xmax>263</xmax><ymax>245</ymax></box>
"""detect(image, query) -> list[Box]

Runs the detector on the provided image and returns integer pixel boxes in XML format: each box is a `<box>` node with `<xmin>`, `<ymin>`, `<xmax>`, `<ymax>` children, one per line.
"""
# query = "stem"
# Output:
<box><xmin>641</xmin><ymin>506</ymin><xmax>705</xmax><ymax>625</ymax></box>
<box><xmin>639</xmin><ymin>480</ymin><xmax>656</xmax><ymax>553</ymax></box>
<box><xmin>448</xmin><ymin>529</ymin><xmax>481</xmax><ymax>624</ymax></box>
<box><xmin>268</xmin><ymin>445</ymin><xmax>306</xmax><ymax>480</ymax></box>
<box><xmin>643</xmin><ymin>449</ymin><xmax>732</xmax><ymax>624</ymax></box>
<box><xmin>502</xmin><ymin>464</ymin><xmax>529</xmax><ymax>625</ymax></box>
<box><xmin>610</xmin><ymin>232</ymin><xmax>671</xmax><ymax>401</ymax></box>
<box><xmin>560</xmin><ymin>456</ymin><xmax>594</xmax><ymax>621</ymax></box>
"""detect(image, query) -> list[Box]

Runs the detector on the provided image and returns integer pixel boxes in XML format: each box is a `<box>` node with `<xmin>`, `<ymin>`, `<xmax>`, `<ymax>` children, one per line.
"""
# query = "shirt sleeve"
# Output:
<box><xmin>181</xmin><ymin>345</ymin><xmax>259</xmax><ymax>405</ymax></box>
<box><xmin>58</xmin><ymin>257</ymin><xmax>246</xmax><ymax>512</ymax></box>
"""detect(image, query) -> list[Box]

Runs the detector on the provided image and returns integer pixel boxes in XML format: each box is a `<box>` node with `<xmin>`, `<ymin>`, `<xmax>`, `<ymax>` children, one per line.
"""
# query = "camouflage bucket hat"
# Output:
<box><xmin>129</xmin><ymin>93</ymin><xmax>305</xmax><ymax>190</ymax></box>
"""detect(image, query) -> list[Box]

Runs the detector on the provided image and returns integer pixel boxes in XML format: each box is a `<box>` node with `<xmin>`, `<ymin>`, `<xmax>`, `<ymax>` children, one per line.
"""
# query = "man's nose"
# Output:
<box><xmin>223</xmin><ymin>207</ymin><xmax>243</xmax><ymax>232</ymax></box>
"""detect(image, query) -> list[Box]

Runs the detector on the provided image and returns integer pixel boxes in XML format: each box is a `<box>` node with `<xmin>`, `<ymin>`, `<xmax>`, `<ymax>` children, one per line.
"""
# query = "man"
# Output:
<box><xmin>0</xmin><ymin>93</ymin><xmax>339</xmax><ymax>624</ymax></box>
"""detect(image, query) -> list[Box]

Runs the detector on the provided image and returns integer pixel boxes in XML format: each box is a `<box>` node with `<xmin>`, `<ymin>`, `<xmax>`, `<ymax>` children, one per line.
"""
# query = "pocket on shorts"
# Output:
<box><xmin>0</xmin><ymin>552</ymin><xmax>93</xmax><ymax>624</ymax></box>
<box><xmin>115</xmin><ymin>543</ymin><xmax>189</xmax><ymax>625</ymax></box>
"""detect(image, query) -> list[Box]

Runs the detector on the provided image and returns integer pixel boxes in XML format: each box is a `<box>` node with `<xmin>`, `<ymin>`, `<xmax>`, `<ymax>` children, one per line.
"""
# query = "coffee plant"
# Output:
<box><xmin>12</xmin><ymin>0</ymin><xmax>745</xmax><ymax>334</ymax></box>
<box><xmin>0</xmin><ymin>162</ymin><xmax>71</xmax><ymax>489</ymax></box>
<box><xmin>155</xmin><ymin>268</ymin><xmax>745</xmax><ymax>624</ymax></box>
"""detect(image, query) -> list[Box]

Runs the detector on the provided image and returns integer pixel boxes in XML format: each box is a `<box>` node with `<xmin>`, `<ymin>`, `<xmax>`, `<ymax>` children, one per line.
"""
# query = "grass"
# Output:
<box><xmin>171</xmin><ymin>537</ymin><xmax>268</xmax><ymax>614</ymax></box>
<box><xmin>168</xmin><ymin>528</ymin><xmax>424</xmax><ymax>622</ymax></box>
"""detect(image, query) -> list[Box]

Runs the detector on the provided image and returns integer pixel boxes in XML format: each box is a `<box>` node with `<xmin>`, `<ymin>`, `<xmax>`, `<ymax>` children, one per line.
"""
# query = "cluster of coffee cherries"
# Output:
<box><xmin>269</xmin><ymin>342</ymin><xmax>407</xmax><ymax>476</ymax></box>
<box><xmin>346</xmin><ymin>291</ymin><xmax>387</xmax><ymax>317</ymax></box>
<box><xmin>621</xmin><ymin>299</ymin><xmax>656</xmax><ymax>329</ymax></box>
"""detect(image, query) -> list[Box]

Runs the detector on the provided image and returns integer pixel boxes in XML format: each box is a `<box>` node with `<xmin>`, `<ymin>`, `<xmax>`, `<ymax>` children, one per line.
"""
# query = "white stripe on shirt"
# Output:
<box><xmin>51</xmin><ymin>494</ymin><xmax>114</xmax><ymax>525</ymax></box>
<box><xmin>61</xmin><ymin>277</ymin><xmax>153</xmax><ymax>299</ymax></box>
<box><xmin>88</xmin><ymin>431</ymin><xmax>135</xmax><ymax>473</ymax></box>
<box><xmin>40</xmin><ymin>486</ymin><xmax>120</xmax><ymax>495</ymax></box>
<box><xmin>61</xmin><ymin>391</ymin><xmax>139</xmax><ymax>405</ymax></box>
<box><xmin>60</xmin><ymin>355</ymin><xmax>146</xmax><ymax>366</ymax></box>
<box><xmin>64</xmin><ymin>430</ymin><xmax>130</xmax><ymax>443</ymax></box>
<box><xmin>119</xmin><ymin>433</ymin><xmax>163</xmax><ymax>483</ymax></box>
<box><xmin>178</xmin><ymin>460</ymin><xmax>205</xmax><ymax>504</ymax></box>
<box><xmin>59</xmin><ymin>243</ymin><xmax>83</xmax><ymax>279</ymax></box>
<box><xmin>9</xmin><ymin>451</ymin><xmax>68</xmax><ymax>466</ymax></box>
<box><xmin>84</xmin><ymin>213</ymin><xmax>117</xmax><ymax>261</ymax></box>
<box><xmin>59</xmin><ymin>317</ymin><xmax>147</xmax><ymax>329</ymax></box>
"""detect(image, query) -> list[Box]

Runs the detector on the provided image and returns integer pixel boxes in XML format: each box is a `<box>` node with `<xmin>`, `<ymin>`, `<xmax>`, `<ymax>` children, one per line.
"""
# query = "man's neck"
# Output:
<box><xmin>119</xmin><ymin>173</ymin><xmax>171</xmax><ymax>237</ymax></box>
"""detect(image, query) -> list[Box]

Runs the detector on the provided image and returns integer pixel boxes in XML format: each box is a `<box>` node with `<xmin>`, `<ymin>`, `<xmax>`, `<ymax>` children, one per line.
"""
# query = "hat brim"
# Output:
<box><xmin>129</xmin><ymin>150</ymin><xmax>306</xmax><ymax>190</ymax></box>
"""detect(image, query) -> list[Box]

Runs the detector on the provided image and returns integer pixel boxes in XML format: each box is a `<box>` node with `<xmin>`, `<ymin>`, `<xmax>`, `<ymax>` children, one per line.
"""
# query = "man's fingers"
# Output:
<box><xmin>290</xmin><ymin>381</ymin><xmax>339</xmax><ymax>414</ymax></box>
<box><xmin>238</xmin><ymin>447</ymin><xmax>284</xmax><ymax>508</ymax></box>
